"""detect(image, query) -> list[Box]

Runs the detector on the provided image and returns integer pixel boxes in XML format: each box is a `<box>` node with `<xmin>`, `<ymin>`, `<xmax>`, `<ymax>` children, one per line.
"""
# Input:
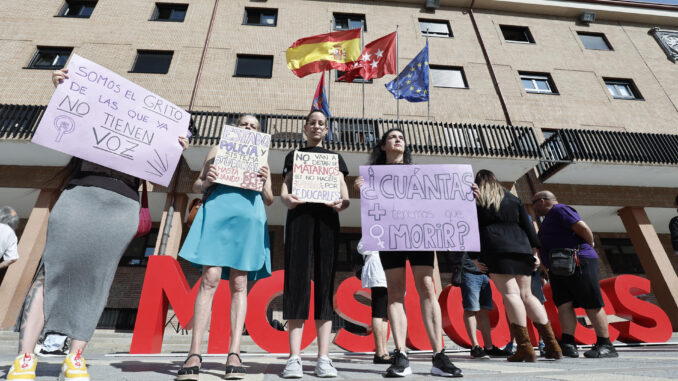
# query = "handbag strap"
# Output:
<box><xmin>140</xmin><ymin>181</ymin><xmax>148</xmax><ymax>208</ymax></box>
<box><xmin>201</xmin><ymin>186</ymin><xmax>215</xmax><ymax>203</ymax></box>
<box><xmin>574</xmin><ymin>244</ymin><xmax>581</xmax><ymax>267</ymax></box>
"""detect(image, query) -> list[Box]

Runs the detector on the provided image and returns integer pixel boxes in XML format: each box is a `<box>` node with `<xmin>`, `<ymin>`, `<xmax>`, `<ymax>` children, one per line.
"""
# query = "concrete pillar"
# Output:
<box><xmin>618</xmin><ymin>206</ymin><xmax>678</xmax><ymax>330</ymax></box>
<box><xmin>153</xmin><ymin>193</ymin><xmax>189</xmax><ymax>259</ymax></box>
<box><xmin>0</xmin><ymin>189</ymin><xmax>56</xmax><ymax>329</ymax></box>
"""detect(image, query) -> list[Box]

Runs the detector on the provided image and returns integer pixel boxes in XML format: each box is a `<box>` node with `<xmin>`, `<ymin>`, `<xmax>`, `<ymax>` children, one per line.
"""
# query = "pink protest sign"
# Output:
<box><xmin>31</xmin><ymin>54</ymin><xmax>189</xmax><ymax>186</ymax></box>
<box><xmin>213</xmin><ymin>124</ymin><xmax>271</xmax><ymax>191</ymax></box>
<box><xmin>359</xmin><ymin>164</ymin><xmax>480</xmax><ymax>252</ymax></box>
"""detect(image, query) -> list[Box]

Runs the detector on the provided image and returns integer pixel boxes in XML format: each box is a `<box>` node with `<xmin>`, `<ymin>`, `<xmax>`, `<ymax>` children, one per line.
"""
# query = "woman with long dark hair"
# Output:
<box><xmin>471</xmin><ymin>169</ymin><xmax>562</xmax><ymax>362</ymax></box>
<box><xmin>280</xmin><ymin>110</ymin><xmax>350</xmax><ymax>378</ymax></box>
<box><xmin>355</xmin><ymin>128</ymin><xmax>462</xmax><ymax>378</ymax></box>
<box><xmin>8</xmin><ymin>68</ymin><xmax>188</xmax><ymax>381</ymax></box>
<box><xmin>176</xmin><ymin>115</ymin><xmax>273</xmax><ymax>380</ymax></box>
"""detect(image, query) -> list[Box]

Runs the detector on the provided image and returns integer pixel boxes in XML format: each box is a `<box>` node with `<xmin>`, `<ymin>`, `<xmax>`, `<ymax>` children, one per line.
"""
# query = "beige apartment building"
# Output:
<box><xmin>0</xmin><ymin>0</ymin><xmax>677</xmax><ymax>333</ymax></box>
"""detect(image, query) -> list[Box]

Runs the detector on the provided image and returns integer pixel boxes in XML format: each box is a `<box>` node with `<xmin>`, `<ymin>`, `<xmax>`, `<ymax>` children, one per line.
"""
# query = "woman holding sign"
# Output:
<box><xmin>354</xmin><ymin>128</ymin><xmax>463</xmax><ymax>378</ymax></box>
<box><xmin>280</xmin><ymin>110</ymin><xmax>350</xmax><ymax>378</ymax></box>
<box><xmin>177</xmin><ymin>115</ymin><xmax>273</xmax><ymax>380</ymax></box>
<box><xmin>8</xmin><ymin>69</ymin><xmax>189</xmax><ymax>381</ymax></box>
<box><xmin>471</xmin><ymin>169</ymin><xmax>561</xmax><ymax>362</ymax></box>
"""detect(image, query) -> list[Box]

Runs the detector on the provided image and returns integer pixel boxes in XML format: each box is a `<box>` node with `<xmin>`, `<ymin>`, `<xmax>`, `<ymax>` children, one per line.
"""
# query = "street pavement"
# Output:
<box><xmin>1</xmin><ymin>331</ymin><xmax>678</xmax><ymax>380</ymax></box>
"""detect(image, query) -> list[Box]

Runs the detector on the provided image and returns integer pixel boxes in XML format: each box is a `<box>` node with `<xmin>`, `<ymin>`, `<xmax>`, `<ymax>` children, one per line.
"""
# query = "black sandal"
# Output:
<box><xmin>177</xmin><ymin>353</ymin><xmax>202</xmax><ymax>381</ymax></box>
<box><xmin>224</xmin><ymin>352</ymin><xmax>246</xmax><ymax>380</ymax></box>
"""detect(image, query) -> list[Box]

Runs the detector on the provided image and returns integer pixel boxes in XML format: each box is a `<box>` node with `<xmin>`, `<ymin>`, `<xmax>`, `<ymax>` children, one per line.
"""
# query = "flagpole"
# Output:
<box><xmin>426</xmin><ymin>28</ymin><xmax>430</xmax><ymax>120</ymax></box>
<box><xmin>396</xmin><ymin>25</ymin><xmax>400</xmax><ymax>122</ymax></box>
<box><xmin>361</xmin><ymin>21</ymin><xmax>366</xmax><ymax>119</ymax></box>
<box><xmin>328</xmin><ymin>19</ymin><xmax>332</xmax><ymax>111</ymax></box>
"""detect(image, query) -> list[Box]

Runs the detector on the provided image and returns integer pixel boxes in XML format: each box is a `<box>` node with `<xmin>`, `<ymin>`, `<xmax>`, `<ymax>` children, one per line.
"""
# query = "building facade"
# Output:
<box><xmin>1</xmin><ymin>0</ymin><xmax>677</xmax><ymax>332</ymax></box>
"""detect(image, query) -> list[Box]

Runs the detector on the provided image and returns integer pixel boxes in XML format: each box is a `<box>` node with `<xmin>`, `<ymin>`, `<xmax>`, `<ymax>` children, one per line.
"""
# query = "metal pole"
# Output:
<box><xmin>426</xmin><ymin>28</ymin><xmax>430</xmax><ymax>120</ymax></box>
<box><xmin>328</xmin><ymin>19</ymin><xmax>332</xmax><ymax>108</ymax></box>
<box><xmin>396</xmin><ymin>25</ymin><xmax>400</xmax><ymax>122</ymax></box>
<box><xmin>361</xmin><ymin>20</ymin><xmax>365</xmax><ymax>119</ymax></box>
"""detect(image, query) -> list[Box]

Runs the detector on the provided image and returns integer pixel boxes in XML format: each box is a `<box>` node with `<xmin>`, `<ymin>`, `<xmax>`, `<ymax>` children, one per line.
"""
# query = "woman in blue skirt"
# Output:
<box><xmin>177</xmin><ymin>115</ymin><xmax>273</xmax><ymax>380</ymax></box>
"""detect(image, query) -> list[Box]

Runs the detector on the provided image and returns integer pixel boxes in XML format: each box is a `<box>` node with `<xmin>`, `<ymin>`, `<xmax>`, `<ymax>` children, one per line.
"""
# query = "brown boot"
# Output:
<box><xmin>534</xmin><ymin>322</ymin><xmax>563</xmax><ymax>360</ymax></box>
<box><xmin>507</xmin><ymin>323</ymin><xmax>537</xmax><ymax>362</ymax></box>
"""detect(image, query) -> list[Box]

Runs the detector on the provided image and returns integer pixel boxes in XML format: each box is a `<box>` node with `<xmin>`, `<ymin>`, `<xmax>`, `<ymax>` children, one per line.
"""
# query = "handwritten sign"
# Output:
<box><xmin>292</xmin><ymin>151</ymin><xmax>341</xmax><ymax>203</ymax></box>
<box><xmin>360</xmin><ymin>164</ymin><xmax>480</xmax><ymax>252</ymax></box>
<box><xmin>31</xmin><ymin>54</ymin><xmax>189</xmax><ymax>186</ymax></box>
<box><xmin>213</xmin><ymin>124</ymin><xmax>271</xmax><ymax>191</ymax></box>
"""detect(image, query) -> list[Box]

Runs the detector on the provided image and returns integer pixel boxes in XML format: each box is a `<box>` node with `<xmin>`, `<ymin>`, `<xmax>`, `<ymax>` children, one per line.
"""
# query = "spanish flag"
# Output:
<box><xmin>286</xmin><ymin>29</ymin><xmax>361</xmax><ymax>78</ymax></box>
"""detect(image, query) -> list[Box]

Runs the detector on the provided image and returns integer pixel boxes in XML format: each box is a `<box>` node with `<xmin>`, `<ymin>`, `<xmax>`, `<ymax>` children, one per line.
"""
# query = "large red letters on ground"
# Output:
<box><xmin>130</xmin><ymin>256</ymin><xmax>672</xmax><ymax>354</ymax></box>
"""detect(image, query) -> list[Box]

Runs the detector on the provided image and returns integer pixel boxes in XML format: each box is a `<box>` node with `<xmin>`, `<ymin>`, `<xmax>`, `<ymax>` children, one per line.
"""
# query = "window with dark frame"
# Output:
<box><xmin>601</xmin><ymin>238</ymin><xmax>645</xmax><ymax>274</ymax></box>
<box><xmin>578</xmin><ymin>32</ymin><xmax>612</xmax><ymax>50</ymax></box>
<box><xmin>500</xmin><ymin>25</ymin><xmax>535</xmax><ymax>43</ymax></box>
<box><xmin>604</xmin><ymin>78</ymin><xmax>642</xmax><ymax>100</ymax></box>
<box><xmin>58</xmin><ymin>0</ymin><xmax>97</xmax><ymax>18</ymax></box>
<box><xmin>151</xmin><ymin>3</ymin><xmax>188</xmax><ymax>22</ymax></box>
<box><xmin>430</xmin><ymin>66</ymin><xmax>468</xmax><ymax>88</ymax></box>
<box><xmin>131</xmin><ymin>51</ymin><xmax>174</xmax><ymax>74</ymax></box>
<box><xmin>335</xmin><ymin>70</ymin><xmax>372</xmax><ymax>83</ymax></box>
<box><xmin>27</xmin><ymin>47</ymin><xmax>73</xmax><ymax>70</ymax></box>
<box><xmin>419</xmin><ymin>19</ymin><xmax>452</xmax><ymax>37</ymax></box>
<box><xmin>234</xmin><ymin>55</ymin><xmax>274</xmax><ymax>78</ymax></box>
<box><xmin>244</xmin><ymin>7</ymin><xmax>277</xmax><ymax>26</ymax></box>
<box><xmin>520</xmin><ymin>72</ymin><xmax>557</xmax><ymax>94</ymax></box>
<box><xmin>334</xmin><ymin>13</ymin><xmax>366</xmax><ymax>31</ymax></box>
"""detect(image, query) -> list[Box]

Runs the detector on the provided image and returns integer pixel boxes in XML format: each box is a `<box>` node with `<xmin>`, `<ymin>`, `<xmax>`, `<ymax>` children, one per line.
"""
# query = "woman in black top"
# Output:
<box><xmin>472</xmin><ymin>169</ymin><xmax>561</xmax><ymax>362</ymax></box>
<box><xmin>280</xmin><ymin>110</ymin><xmax>350</xmax><ymax>378</ymax></box>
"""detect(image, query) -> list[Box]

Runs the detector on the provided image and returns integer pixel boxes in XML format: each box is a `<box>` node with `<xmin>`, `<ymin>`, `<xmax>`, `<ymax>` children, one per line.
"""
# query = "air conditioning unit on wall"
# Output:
<box><xmin>425</xmin><ymin>0</ymin><xmax>440</xmax><ymax>10</ymax></box>
<box><xmin>579</xmin><ymin>12</ymin><xmax>596</xmax><ymax>24</ymax></box>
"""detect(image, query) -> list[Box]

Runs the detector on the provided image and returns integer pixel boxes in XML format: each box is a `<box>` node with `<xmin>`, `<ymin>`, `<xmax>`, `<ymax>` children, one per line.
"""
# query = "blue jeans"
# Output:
<box><xmin>461</xmin><ymin>272</ymin><xmax>493</xmax><ymax>311</ymax></box>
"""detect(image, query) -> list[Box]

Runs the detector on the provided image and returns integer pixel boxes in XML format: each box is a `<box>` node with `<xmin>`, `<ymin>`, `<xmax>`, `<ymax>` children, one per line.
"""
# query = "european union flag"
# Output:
<box><xmin>385</xmin><ymin>43</ymin><xmax>429</xmax><ymax>103</ymax></box>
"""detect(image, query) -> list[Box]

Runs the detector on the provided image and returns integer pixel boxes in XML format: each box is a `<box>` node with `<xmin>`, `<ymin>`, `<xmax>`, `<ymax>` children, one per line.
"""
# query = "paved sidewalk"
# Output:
<box><xmin>2</xmin><ymin>331</ymin><xmax>678</xmax><ymax>380</ymax></box>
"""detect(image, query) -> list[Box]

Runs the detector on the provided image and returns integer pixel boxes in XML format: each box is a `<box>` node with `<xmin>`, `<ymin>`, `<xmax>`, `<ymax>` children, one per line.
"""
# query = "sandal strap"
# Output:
<box><xmin>227</xmin><ymin>352</ymin><xmax>242</xmax><ymax>363</ymax></box>
<box><xmin>184</xmin><ymin>353</ymin><xmax>203</xmax><ymax>364</ymax></box>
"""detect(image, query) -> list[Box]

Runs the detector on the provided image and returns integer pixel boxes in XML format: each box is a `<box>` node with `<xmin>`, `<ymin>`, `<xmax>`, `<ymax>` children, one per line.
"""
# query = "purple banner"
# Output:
<box><xmin>360</xmin><ymin>164</ymin><xmax>480</xmax><ymax>252</ymax></box>
<box><xmin>31</xmin><ymin>54</ymin><xmax>189</xmax><ymax>186</ymax></box>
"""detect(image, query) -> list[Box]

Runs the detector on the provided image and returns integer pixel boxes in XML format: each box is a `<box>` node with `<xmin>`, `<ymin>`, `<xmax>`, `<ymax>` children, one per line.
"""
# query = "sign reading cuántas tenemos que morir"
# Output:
<box><xmin>360</xmin><ymin>164</ymin><xmax>480</xmax><ymax>252</ymax></box>
<box><xmin>32</xmin><ymin>54</ymin><xmax>189</xmax><ymax>187</ymax></box>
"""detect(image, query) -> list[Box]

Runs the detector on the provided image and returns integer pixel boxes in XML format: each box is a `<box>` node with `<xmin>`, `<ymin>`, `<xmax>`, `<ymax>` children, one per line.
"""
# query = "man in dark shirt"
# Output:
<box><xmin>532</xmin><ymin>191</ymin><xmax>618</xmax><ymax>359</ymax></box>
<box><xmin>670</xmin><ymin>195</ymin><xmax>678</xmax><ymax>255</ymax></box>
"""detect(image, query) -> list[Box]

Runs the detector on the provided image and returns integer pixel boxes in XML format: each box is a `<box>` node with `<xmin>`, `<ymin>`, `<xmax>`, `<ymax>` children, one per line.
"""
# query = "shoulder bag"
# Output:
<box><xmin>135</xmin><ymin>181</ymin><xmax>152</xmax><ymax>237</ymax></box>
<box><xmin>548</xmin><ymin>245</ymin><xmax>580</xmax><ymax>277</ymax></box>
<box><xmin>187</xmin><ymin>187</ymin><xmax>215</xmax><ymax>228</ymax></box>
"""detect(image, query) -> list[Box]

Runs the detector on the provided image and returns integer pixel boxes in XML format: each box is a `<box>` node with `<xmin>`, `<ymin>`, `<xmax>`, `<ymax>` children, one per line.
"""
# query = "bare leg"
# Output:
<box><xmin>373</xmin><ymin>317</ymin><xmax>389</xmax><ymax>357</ymax></box>
<box><xmin>557</xmin><ymin>302</ymin><xmax>577</xmax><ymax>336</ymax></box>
<box><xmin>316</xmin><ymin>319</ymin><xmax>332</xmax><ymax>357</ymax></box>
<box><xmin>586</xmin><ymin>308</ymin><xmax>610</xmax><ymax>338</ymax></box>
<box><xmin>384</xmin><ymin>268</ymin><xmax>407</xmax><ymax>351</ymax></box>
<box><xmin>516</xmin><ymin>275</ymin><xmax>548</xmax><ymax>325</ymax></box>
<box><xmin>412</xmin><ymin>266</ymin><xmax>443</xmax><ymax>352</ymax></box>
<box><xmin>491</xmin><ymin>274</ymin><xmax>526</xmax><ymax>327</ymax></box>
<box><xmin>463</xmin><ymin>310</ymin><xmax>480</xmax><ymax>347</ymax></box>
<box><xmin>227</xmin><ymin>269</ymin><xmax>248</xmax><ymax>366</ymax></box>
<box><xmin>18</xmin><ymin>272</ymin><xmax>46</xmax><ymax>354</ymax></box>
<box><xmin>477</xmin><ymin>309</ymin><xmax>493</xmax><ymax>348</ymax></box>
<box><xmin>69</xmin><ymin>340</ymin><xmax>87</xmax><ymax>354</ymax></box>
<box><xmin>288</xmin><ymin>319</ymin><xmax>304</xmax><ymax>357</ymax></box>
<box><xmin>185</xmin><ymin>266</ymin><xmax>222</xmax><ymax>368</ymax></box>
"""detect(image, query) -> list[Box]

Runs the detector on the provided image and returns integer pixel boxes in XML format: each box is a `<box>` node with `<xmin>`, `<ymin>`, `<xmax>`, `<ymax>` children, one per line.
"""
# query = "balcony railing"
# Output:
<box><xmin>537</xmin><ymin>129</ymin><xmax>678</xmax><ymax>180</ymax></box>
<box><xmin>1</xmin><ymin>104</ymin><xmax>541</xmax><ymax>159</ymax></box>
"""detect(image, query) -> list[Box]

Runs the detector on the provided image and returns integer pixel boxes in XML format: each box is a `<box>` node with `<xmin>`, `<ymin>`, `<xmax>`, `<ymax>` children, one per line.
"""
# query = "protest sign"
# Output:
<box><xmin>213</xmin><ymin>124</ymin><xmax>271</xmax><ymax>191</ymax></box>
<box><xmin>292</xmin><ymin>150</ymin><xmax>341</xmax><ymax>203</ymax></box>
<box><xmin>31</xmin><ymin>54</ymin><xmax>189</xmax><ymax>187</ymax></box>
<box><xmin>359</xmin><ymin>164</ymin><xmax>480</xmax><ymax>252</ymax></box>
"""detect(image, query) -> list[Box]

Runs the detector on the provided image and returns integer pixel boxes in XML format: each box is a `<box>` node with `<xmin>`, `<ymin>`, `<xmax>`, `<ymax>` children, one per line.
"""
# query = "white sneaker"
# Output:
<box><xmin>314</xmin><ymin>356</ymin><xmax>337</xmax><ymax>378</ymax></box>
<box><xmin>282</xmin><ymin>355</ymin><xmax>303</xmax><ymax>379</ymax></box>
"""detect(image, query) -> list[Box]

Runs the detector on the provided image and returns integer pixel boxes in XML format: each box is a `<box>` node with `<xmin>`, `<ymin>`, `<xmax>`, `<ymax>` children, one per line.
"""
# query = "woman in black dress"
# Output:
<box><xmin>471</xmin><ymin>169</ymin><xmax>561</xmax><ymax>362</ymax></box>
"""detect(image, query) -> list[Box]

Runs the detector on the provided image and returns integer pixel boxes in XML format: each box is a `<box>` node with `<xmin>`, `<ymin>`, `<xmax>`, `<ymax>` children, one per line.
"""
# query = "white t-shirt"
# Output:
<box><xmin>0</xmin><ymin>224</ymin><xmax>19</xmax><ymax>262</ymax></box>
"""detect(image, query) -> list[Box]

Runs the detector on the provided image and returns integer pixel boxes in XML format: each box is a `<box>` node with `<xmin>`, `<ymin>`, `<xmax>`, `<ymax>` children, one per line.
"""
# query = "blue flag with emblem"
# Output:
<box><xmin>385</xmin><ymin>42</ymin><xmax>429</xmax><ymax>102</ymax></box>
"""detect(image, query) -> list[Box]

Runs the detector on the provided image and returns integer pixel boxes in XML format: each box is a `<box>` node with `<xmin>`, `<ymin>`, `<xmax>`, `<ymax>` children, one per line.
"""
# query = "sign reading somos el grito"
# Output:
<box><xmin>360</xmin><ymin>164</ymin><xmax>480</xmax><ymax>252</ymax></box>
<box><xmin>292</xmin><ymin>150</ymin><xmax>341</xmax><ymax>203</ymax></box>
<box><xmin>31</xmin><ymin>54</ymin><xmax>189</xmax><ymax>187</ymax></box>
<box><xmin>213</xmin><ymin>125</ymin><xmax>271</xmax><ymax>191</ymax></box>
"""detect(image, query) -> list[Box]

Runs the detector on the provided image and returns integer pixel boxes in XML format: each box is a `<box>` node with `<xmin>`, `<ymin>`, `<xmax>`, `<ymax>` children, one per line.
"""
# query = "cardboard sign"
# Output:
<box><xmin>31</xmin><ymin>54</ymin><xmax>189</xmax><ymax>186</ymax></box>
<box><xmin>292</xmin><ymin>150</ymin><xmax>341</xmax><ymax>203</ymax></box>
<box><xmin>213</xmin><ymin>124</ymin><xmax>271</xmax><ymax>191</ymax></box>
<box><xmin>359</xmin><ymin>164</ymin><xmax>480</xmax><ymax>252</ymax></box>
